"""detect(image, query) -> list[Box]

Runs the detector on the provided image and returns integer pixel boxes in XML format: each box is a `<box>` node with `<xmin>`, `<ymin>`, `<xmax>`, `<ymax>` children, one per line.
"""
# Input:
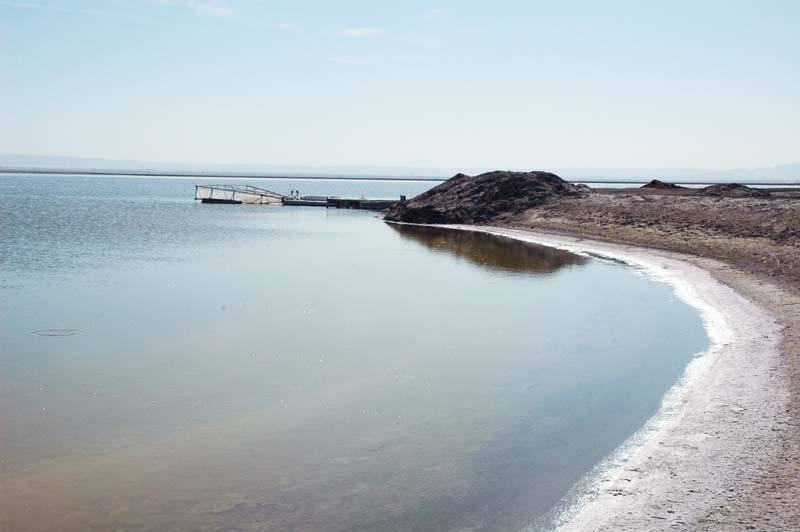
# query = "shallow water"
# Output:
<box><xmin>0</xmin><ymin>174</ymin><xmax>708</xmax><ymax>531</ymax></box>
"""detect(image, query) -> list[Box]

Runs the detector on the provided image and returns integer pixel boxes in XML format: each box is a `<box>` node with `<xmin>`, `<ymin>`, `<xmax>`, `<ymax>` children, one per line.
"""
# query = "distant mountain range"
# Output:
<box><xmin>1</xmin><ymin>153</ymin><xmax>799</xmax><ymax>183</ymax></box>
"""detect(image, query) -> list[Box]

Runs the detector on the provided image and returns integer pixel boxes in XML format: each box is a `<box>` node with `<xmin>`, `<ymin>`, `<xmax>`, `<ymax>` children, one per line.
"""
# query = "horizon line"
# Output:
<box><xmin>3</xmin><ymin>168</ymin><xmax>800</xmax><ymax>187</ymax></box>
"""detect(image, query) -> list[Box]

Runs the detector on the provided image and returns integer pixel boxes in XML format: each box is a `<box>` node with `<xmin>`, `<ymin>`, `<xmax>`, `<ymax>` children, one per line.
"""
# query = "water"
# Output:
<box><xmin>0</xmin><ymin>174</ymin><xmax>708</xmax><ymax>532</ymax></box>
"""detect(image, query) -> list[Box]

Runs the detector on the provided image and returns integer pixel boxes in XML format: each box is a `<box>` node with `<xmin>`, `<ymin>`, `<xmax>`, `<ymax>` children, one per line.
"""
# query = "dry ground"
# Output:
<box><xmin>511</xmin><ymin>189</ymin><xmax>800</xmax><ymax>295</ymax></box>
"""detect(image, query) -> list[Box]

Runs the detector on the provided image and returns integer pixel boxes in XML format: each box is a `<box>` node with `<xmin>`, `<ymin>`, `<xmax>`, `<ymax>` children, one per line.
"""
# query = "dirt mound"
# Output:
<box><xmin>384</xmin><ymin>171</ymin><xmax>583</xmax><ymax>224</ymax></box>
<box><xmin>642</xmin><ymin>179</ymin><xmax>685</xmax><ymax>190</ymax></box>
<box><xmin>702</xmin><ymin>183</ymin><xmax>770</xmax><ymax>197</ymax></box>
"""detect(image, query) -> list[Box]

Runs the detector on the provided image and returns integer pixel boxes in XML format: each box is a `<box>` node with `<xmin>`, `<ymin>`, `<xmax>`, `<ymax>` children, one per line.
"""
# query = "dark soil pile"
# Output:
<box><xmin>642</xmin><ymin>179</ymin><xmax>685</xmax><ymax>190</ymax></box>
<box><xmin>702</xmin><ymin>183</ymin><xmax>770</xmax><ymax>197</ymax></box>
<box><xmin>384</xmin><ymin>170</ymin><xmax>583</xmax><ymax>224</ymax></box>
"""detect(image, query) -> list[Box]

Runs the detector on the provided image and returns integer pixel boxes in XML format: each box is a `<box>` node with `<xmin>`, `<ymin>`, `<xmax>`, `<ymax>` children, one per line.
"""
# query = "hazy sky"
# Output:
<box><xmin>1</xmin><ymin>0</ymin><xmax>798</xmax><ymax>169</ymax></box>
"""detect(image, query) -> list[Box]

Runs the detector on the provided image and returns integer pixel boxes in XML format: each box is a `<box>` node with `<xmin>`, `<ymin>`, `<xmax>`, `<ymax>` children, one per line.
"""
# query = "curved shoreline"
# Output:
<box><xmin>407</xmin><ymin>223</ymin><xmax>790</xmax><ymax>530</ymax></box>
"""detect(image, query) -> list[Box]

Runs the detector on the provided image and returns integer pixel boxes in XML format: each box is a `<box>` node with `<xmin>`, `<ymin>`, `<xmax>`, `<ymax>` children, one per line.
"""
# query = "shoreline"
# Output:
<box><xmin>408</xmin><ymin>223</ymin><xmax>793</xmax><ymax>530</ymax></box>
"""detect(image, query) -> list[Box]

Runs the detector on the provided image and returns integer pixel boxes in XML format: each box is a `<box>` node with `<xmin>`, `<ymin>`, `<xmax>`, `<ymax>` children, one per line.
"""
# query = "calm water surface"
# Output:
<box><xmin>0</xmin><ymin>175</ymin><xmax>708</xmax><ymax>532</ymax></box>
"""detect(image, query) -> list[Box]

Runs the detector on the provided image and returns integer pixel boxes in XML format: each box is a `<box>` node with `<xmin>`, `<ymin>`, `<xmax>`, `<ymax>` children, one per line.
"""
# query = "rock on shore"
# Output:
<box><xmin>642</xmin><ymin>179</ymin><xmax>685</xmax><ymax>190</ymax></box>
<box><xmin>384</xmin><ymin>170</ymin><xmax>583</xmax><ymax>224</ymax></box>
<box><xmin>701</xmin><ymin>183</ymin><xmax>770</xmax><ymax>197</ymax></box>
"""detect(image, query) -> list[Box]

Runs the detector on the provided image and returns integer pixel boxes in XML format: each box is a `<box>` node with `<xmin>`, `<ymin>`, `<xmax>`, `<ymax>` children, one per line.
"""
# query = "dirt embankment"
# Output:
<box><xmin>641</xmin><ymin>179</ymin><xmax>687</xmax><ymax>190</ymax></box>
<box><xmin>511</xmin><ymin>190</ymin><xmax>800</xmax><ymax>292</ymax></box>
<box><xmin>384</xmin><ymin>170</ymin><xmax>584</xmax><ymax>224</ymax></box>
<box><xmin>387</xmin><ymin>171</ymin><xmax>800</xmax><ymax>291</ymax></box>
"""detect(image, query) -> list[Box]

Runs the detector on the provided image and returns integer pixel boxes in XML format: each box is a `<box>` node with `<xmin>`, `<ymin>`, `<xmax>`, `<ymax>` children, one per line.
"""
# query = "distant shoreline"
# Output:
<box><xmin>2</xmin><ymin>168</ymin><xmax>799</xmax><ymax>186</ymax></box>
<box><xmin>0</xmin><ymin>168</ymin><xmax>447</xmax><ymax>182</ymax></box>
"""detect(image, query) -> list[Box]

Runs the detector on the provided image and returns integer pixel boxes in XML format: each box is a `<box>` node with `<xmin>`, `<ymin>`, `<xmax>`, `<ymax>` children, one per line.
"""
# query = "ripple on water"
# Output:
<box><xmin>30</xmin><ymin>329</ymin><xmax>84</xmax><ymax>337</ymax></box>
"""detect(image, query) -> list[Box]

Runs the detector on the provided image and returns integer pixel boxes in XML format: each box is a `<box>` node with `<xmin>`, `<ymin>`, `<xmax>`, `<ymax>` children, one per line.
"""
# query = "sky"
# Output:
<box><xmin>1</xmin><ymin>0</ymin><xmax>798</xmax><ymax>171</ymax></box>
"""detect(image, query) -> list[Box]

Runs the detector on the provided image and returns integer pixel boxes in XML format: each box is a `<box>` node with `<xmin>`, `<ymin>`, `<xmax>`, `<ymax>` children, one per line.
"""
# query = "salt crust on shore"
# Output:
<box><xmin>425</xmin><ymin>225</ymin><xmax>788</xmax><ymax>531</ymax></box>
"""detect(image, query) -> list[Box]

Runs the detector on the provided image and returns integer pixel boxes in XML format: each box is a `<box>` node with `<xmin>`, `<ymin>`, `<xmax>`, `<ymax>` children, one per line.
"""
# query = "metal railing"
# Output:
<box><xmin>195</xmin><ymin>184</ymin><xmax>285</xmax><ymax>204</ymax></box>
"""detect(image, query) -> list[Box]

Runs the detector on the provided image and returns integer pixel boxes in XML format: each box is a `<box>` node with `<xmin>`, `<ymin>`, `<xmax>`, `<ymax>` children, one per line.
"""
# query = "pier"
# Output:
<box><xmin>195</xmin><ymin>184</ymin><xmax>403</xmax><ymax>210</ymax></box>
<box><xmin>325</xmin><ymin>197</ymin><xmax>399</xmax><ymax>210</ymax></box>
<box><xmin>195</xmin><ymin>184</ymin><xmax>283</xmax><ymax>204</ymax></box>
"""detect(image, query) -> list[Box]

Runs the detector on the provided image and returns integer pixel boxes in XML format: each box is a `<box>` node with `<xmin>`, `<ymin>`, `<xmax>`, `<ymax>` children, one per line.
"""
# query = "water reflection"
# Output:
<box><xmin>388</xmin><ymin>223</ymin><xmax>586</xmax><ymax>274</ymax></box>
